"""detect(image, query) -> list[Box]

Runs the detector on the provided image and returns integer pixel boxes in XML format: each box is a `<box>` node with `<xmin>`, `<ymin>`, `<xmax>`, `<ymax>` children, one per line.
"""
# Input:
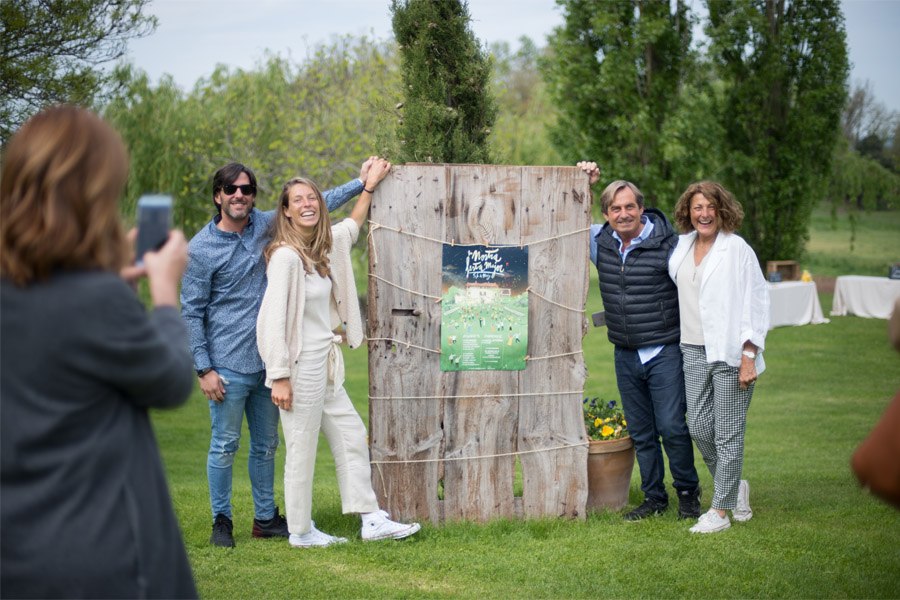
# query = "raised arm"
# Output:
<box><xmin>322</xmin><ymin>156</ymin><xmax>378</xmax><ymax>212</ymax></box>
<box><xmin>349</xmin><ymin>158</ymin><xmax>391</xmax><ymax>230</ymax></box>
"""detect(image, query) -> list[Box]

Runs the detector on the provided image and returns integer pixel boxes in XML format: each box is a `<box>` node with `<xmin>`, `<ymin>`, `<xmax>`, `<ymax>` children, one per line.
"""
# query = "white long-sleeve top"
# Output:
<box><xmin>668</xmin><ymin>230</ymin><xmax>770</xmax><ymax>374</ymax></box>
<box><xmin>256</xmin><ymin>218</ymin><xmax>364</xmax><ymax>388</ymax></box>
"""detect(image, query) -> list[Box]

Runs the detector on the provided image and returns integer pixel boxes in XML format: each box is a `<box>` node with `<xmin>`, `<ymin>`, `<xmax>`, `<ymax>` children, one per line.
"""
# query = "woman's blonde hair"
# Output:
<box><xmin>1</xmin><ymin>106</ymin><xmax>130</xmax><ymax>285</ymax></box>
<box><xmin>265</xmin><ymin>177</ymin><xmax>332</xmax><ymax>277</ymax></box>
<box><xmin>673</xmin><ymin>180</ymin><xmax>744</xmax><ymax>234</ymax></box>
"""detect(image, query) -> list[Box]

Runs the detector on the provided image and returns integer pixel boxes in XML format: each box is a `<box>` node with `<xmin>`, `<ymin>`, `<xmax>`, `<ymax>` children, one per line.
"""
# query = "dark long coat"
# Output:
<box><xmin>1</xmin><ymin>270</ymin><xmax>197</xmax><ymax>599</ymax></box>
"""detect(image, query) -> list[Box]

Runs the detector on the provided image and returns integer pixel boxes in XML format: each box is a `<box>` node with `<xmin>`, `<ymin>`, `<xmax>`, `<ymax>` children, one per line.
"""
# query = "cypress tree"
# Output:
<box><xmin>390</xmin><ymin>0</ymin><xmax>497</xmax><ymax>163</ymax></box>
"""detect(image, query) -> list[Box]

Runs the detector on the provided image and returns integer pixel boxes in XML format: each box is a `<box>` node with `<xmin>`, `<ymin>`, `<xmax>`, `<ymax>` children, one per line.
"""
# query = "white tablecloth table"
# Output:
<box><xmin>831</xmin><ymin>275</ymin><xmax>900</xmax><ymax>319</ymax></box>
<box><xmin>768</xmin><ymin>281</ymin><xmax>828</xmax><ymax>329</ymax></box>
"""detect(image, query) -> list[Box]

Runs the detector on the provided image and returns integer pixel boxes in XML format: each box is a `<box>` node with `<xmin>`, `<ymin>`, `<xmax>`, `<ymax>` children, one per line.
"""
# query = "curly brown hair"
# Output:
<box><xmin>673</xmin><ymin>181</ymin><xmax>744</xmax><ymax>234</ymax></box>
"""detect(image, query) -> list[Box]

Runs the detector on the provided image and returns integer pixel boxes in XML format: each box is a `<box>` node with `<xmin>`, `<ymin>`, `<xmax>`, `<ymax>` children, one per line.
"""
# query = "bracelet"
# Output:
<box><xmin>364</xmin><ymin>187</ymin><xmax>375</xmax><ymax>194</ymax></box>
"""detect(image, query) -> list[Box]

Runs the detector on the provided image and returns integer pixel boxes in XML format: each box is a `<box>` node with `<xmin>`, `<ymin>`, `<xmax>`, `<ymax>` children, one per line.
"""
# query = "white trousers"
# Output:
<box><xmin>280</xmin><ymin>345</ymin><xmax>379</xmax><ymax>535</ymax></box>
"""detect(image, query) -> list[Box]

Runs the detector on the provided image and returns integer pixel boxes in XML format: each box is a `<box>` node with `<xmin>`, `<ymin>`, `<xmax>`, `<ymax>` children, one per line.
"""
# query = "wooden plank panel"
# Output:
<box><xmin>441</xmin><ymin>164</ymin><xmax>521</xmax><ymax>521</ymax></box>
<box><xmin>368</xmin><ymin>164</ymin><xmax>591</xmax><ymax>524</ymax></box>
<box><xmin>518</xmin><ymin>166</ymin><xmax>591</xmax><ymax>518</ymax></box>
<box><xmin>368</xmin><ymin>165</ymin><xmax>446</xmax><ymax>523</ymax></box>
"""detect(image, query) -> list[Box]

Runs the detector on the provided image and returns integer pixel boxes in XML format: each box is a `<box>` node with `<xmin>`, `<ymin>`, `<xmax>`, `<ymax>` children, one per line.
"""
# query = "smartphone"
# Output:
<box><xmin>592</xmin><ymin>310</ymin><xmax>606</xmax><ymax>328</ymax></box>
<box><xmin>135</xmin><ymin>195</ymin><xmax>173</xmax><ymax>266</ymax></box>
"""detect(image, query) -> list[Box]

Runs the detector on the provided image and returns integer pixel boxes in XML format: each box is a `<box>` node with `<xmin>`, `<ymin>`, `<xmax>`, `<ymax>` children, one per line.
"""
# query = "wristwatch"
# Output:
<box><xmin>197</xmin><ymin>367</ymin><xmax>212</xmax><ymax>377</ymax></box>
<box><xmin>741</xmin><ymin>350</ymin><xmax>756</xmax><ymax>359</ymax></box>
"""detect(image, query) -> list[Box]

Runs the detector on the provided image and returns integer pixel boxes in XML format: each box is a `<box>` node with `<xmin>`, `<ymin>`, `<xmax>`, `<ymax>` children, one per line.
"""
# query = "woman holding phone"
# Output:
<box><xmin>0</xmin><ymin>106</ymin><xmax>196</xmax><ymax>597</ymax></box>
<box><xmin>256</xmin><ymin>161</ymin><xmax>420</xmax><ymax>548</ymax></box>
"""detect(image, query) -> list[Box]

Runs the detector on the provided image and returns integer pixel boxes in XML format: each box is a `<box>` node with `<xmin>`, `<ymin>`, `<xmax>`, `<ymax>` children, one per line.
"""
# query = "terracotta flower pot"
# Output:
<box><xmin>586</xmin><ymin>437</ymin><xmax>635</xmax><ymax>511</ymax></box>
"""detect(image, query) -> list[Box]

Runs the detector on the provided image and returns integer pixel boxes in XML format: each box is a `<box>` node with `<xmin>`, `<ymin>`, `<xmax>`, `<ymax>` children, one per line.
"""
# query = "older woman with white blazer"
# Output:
<box><xmin>668</xmin><ymin>181</ymin><xmax>770</xmax><ymax>534</ymax></box>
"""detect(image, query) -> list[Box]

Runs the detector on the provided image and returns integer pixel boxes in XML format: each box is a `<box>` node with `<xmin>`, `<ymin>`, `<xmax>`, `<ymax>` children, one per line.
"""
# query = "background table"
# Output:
<box><xmin>768</xmin><ymin>281</ymin><xmax>828</xmax><ymax>329</ymax></box>
<box><xmin>831</xmin><ymin>275</ymin><xmax>900</xmax><ymax>319</ymax></box>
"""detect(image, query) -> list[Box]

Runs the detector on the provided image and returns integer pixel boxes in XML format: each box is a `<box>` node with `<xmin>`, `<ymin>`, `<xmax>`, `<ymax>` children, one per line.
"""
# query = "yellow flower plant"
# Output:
<box><xmin>583</xmin><ymin>397</ymin><xmax>629</xmax><ymax>441</ymax></box>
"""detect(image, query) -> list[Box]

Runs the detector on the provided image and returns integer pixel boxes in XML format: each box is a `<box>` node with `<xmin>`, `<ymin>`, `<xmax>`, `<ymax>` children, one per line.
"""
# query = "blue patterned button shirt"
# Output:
<box><xmin>181</xmin><ymin>178</ymin><xmax>363</xmax><ymax>374</ymax></box>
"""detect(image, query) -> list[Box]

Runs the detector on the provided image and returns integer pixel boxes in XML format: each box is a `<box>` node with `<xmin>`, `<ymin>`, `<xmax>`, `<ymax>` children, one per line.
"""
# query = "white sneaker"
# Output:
<box><xmin>689</xmin><ymin>508</ymin><xmax>731</xmax><ymax>534</ymax></box>
<box><xmin>288</xmin><ymin>521</ymin><xmax>348</xmax><ymax>548</ymax></box>
<box><xmin>733</xmin><ymin>480</ymin><xmax>753</xmax><ymax>522</ymax></box>
<box><xmin>361</xmin><ymin>510</ymin><xmax>421</xmax><ymax>541</ymax></box>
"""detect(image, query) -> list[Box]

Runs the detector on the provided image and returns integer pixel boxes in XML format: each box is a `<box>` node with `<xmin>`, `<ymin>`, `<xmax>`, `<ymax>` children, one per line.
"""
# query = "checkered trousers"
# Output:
<box><xmin>680</xmin><ymin>344</ymin><xmax>754</xmax><ymax>510</ymax></box>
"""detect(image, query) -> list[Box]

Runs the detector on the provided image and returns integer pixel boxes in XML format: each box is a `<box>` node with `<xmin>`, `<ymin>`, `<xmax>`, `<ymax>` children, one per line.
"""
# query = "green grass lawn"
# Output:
<box><xmin>151</xmin><ymin>205</ymin><xmax>900</xmax><ymax>598</ymax></box>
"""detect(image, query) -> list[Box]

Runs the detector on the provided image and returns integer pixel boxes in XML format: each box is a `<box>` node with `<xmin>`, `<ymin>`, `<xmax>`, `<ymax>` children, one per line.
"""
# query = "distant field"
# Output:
<box><xmin>805</xmin><ymin>201</ymin><xmax>900</xmax><ymax>277</ymax></box>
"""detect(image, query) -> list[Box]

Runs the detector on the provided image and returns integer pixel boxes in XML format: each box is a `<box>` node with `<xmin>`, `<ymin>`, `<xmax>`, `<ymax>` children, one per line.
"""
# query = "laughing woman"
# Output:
<box><xmin>256</xmin><ymin>160</ymin><xmax>420</xmax><ymax>547</ymax></box>
<box><xmin>668</xmin><ymin>181</ymin><xmax>770</xmax><ymax>534</ymax></box>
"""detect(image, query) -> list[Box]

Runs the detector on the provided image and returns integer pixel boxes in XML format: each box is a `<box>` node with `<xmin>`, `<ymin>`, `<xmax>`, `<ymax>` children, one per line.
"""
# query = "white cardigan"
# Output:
<box><xmin>256</xmin><ymin>218</ymin><xmax>364</xmax><ymax>388</ymax></box>
<box><xmin>668</xmin><ymin>230</ymin><xmax>770</xmax><ymax>374</ymax></box>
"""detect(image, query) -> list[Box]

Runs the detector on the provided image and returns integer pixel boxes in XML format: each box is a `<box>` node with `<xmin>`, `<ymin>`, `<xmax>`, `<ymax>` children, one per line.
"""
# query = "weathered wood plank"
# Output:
<box><xmin>368</xmin><ymin>164</ymin><xmax>591</xmax><ymax>523</ymax></box>
<box><xmin>441</xmin><ymin>165</ymin><xmax>520</xmax><ymax>522</ymax></box>
<box><xmin>368</xmin><ymin>166</ymin><xmax>445</xmax><ymax>523</ymax></box>
<box><xmin>518</xmin><ymin>166</ymin><xmax>591</xmax><ymax>519</ymax></box>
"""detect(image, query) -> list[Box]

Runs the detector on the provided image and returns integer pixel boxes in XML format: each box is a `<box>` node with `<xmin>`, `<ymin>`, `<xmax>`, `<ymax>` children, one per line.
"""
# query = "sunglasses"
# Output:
<box><xmin>221</xmin><ymin>184</ymin><xmax>257</xmax><ymax>195</ymax></box>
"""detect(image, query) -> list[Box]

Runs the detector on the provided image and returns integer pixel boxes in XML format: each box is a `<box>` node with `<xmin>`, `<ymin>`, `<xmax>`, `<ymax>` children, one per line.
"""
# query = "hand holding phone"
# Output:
<box><xmin>135</xmin><ymin>195</ymin><xmax>173</xmax><ymax>266</ymax></box>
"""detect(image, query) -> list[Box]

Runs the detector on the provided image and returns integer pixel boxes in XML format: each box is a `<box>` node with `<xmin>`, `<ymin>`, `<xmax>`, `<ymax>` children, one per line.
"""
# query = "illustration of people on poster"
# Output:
<box><xmin>441</xmin><ymin>244</ymin><xmax>528</xmax><ymax>371</ymax></box>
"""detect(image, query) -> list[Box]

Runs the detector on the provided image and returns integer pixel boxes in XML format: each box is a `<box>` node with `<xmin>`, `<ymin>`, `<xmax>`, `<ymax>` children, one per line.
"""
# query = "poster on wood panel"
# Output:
<box><xmin>440</xmin><ymin>244</ymin><xmax>528</xmax><ymax>371</ymax></box>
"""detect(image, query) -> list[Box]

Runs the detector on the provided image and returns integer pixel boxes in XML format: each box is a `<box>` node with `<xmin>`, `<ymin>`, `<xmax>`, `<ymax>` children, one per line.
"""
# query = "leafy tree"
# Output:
<box><xmin>890</xmin><ymin>120</ymin><xmax>900</xmax><ymax>173</ymax></box>
<box><xmin>390</xmin><ymin>0</ymin><xmax>497</xmax><ymax>163</ymax></box>
<box><xmin>706</xmin><ymin>0</ymin><xmax>849</xmax><ymax>264</ymax></box>
<box><xmin>0</xmin><ymin>0</ymin><xmax>156</xmax><ymax>142</ymax></box>
<box><xmin>828</xmin><ymin>77</ymin><xmax>898</xmax><ymax>249</ymax></box>
<box><xmin>489</xmin><ymin>37</ymin><xmax>562</xmax><ymax>166</ymax></box>
<box><xmin>103</xmin><ymin>65</ymin><xmax>193</xmax><ymax>224</ymax></box>
<box><xmin>106</xmin><ymin>36</ymin><xmax>399</xmax><ymax>237</ymax></box>
<box><xmin>542</xmin><ymin>0</ymin><xmax>697</xmax><ymax>212</ymax></box>
<box><xmin>829</xmin><ymin>142</ymin><xmax>899</xmax><ymax>212</ymax></box>
<box><xmin>856</xmin><ymin>133</ymin><xmax>892</xmax><ymax>170</ymax></box>
<box><xmin>841</xmin><ymin>80</ymin><xmax>897</xmax><ymax>151</ymax></box>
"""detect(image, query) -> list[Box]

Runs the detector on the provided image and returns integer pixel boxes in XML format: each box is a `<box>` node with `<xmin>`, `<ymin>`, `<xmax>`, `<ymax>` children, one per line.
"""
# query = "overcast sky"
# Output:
<box><xmin>126</xmin><ymin>0</ymin><xmax>900</xmax><ymax>113</ymax></box>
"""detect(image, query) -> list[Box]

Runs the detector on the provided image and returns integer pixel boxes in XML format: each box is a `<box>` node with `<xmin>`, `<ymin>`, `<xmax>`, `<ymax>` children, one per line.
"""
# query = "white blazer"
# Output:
<box><xmin>668</xmin><ymin>230</ymin><xmax>770</xmax><ymax>374</ymax></box>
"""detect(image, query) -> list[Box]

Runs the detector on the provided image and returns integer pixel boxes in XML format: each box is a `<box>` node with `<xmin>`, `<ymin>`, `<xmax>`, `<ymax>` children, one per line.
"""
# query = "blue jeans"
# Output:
<box><xmin>614</xmin><ymin>344</ymin><xmax>699</xmax><ymax>504</ymax></box>
<box><xmin>207</xmin><ymin>367</ymin><xmax>280</xmax><ymax>520</ymax></box>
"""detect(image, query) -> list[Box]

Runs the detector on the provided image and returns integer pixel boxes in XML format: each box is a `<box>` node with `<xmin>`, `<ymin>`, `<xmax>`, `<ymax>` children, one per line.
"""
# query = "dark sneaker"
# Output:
<box><xmin>252</xmin><ymin>506</ymin><xmax>289</xmax><ymax>538</ymax></box>
<box><xmin>623</xmin><ymin>499</ymin><xmax>668</xmax><ymax>522</ymax></box>
<box><xmin>677</xmin><ymin>487</ymin><xmax>702</xmax><ymax>519</ymax></box>
<box><xmin>210</xmin><ymin>514</ymin><xmax>235</xmax><ymax>547</ymax></box>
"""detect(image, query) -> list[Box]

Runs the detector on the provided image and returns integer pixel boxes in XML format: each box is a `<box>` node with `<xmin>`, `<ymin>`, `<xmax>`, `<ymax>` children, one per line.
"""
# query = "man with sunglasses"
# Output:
<box><xmin>181</xmin><ymin>158</ymin><xmax>379</xmax><ymax>548</ymax></box>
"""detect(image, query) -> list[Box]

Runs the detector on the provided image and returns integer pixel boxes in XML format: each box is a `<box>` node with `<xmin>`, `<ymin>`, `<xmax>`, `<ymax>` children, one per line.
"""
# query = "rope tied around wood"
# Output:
<box><xmin>366</xmin><ymin>221</ymin><xmax>589</xmax><ymax>314</ymax></box>
<box><xmin>368</xmin><ymin>220</ymin><xmax>591</xmax><ymax>255</ymax></box>
<box><xmin>367</xmin><ymin>273</ymin><xmax>443</xmax><ymax>302</ymax></box>
<box><xmin>368</xmin><ymin>390</ymin><xmax>585</xmax><ymax>401</ymax></box>
<box><xmin>366</xmin><ymin>336</ymin><xmax>583</xmax><ymax>363</ymax></box>
<box><xmin>370</xmin><ymin>440</ymin><xmax>589</xmax><ymax>499</ymax></box>
<box><xmin>371</xmin><ymin>440</ymin><xmax>588</xmax><ymax>467</ymax></box>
